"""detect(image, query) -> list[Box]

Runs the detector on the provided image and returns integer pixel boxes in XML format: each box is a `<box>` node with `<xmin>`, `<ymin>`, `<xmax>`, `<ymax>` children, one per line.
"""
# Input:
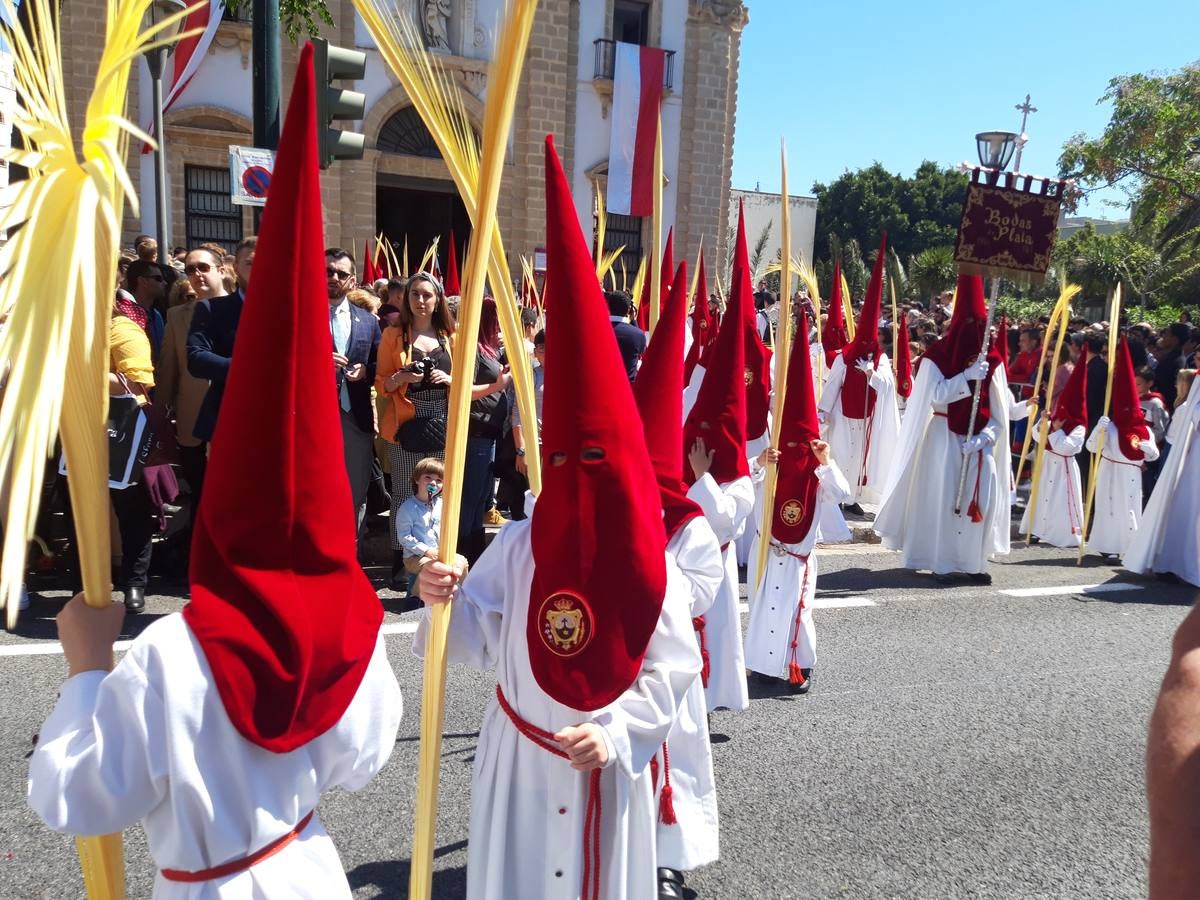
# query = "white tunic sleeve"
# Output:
<box><xmin>1085</xmin><ymin>421</ymin><xmax>1115</xmax><ymax>453</ymax></box>
<box><xmin>592</xmin><ymin>566</ymin><xmax>702</xmax><ymax>779</ymax></box>
<box><xmin>931</xmin><ymin>370</ymin><xmax>972</xmax><ymax>405</ymax></box>
<box><xmin>816</xmin><ymin>461</ymin><xmax>852</xmax><ymax>505</ymax></box>
<box><xmin>687</xmin><ymin>474</ymin><xmax>754</xmax><ymax>545</ymax></box>
<box><xmin>817</xmin><ymin>355</ymin><xmax>847</xmax><ymax>416</ymax></box>
<box><xmin>413</xmin><ymin>523</ymin><xmax>522</xmax><ymax>672</ymax></box>
<box><xmin>1050</xmin><ymin>426</ymin><xmax>1086</xmax><ymax>455</ymax></box>
<box><xmin>28</xmin><ymin>656</ymin><xmax>168</xmax><ymax>837</ymax></box>
<box><xmin>667</xmin><ymin>516</ymin><xmax>724</xmax><ymax>618</ymax></box>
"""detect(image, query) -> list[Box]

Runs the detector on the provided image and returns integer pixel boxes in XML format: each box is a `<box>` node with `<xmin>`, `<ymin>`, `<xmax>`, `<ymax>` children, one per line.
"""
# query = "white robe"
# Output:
<box><xmin>28</xmin><ymin>614</ymin><xmax>403</xmax><ymax>900</ymax></box>
<box><xmin>1083</xmin><ymin>421</ymin><xmax>1159</xmax><ymax>556</ymax></box>
<box><xmin>1020</xmin><ymin>425</ymin><xmax>1086</xmax><ymax>547</ymax></box>
<box><xmin>817</xmin><ymin>354</ymin><xmax>901</xmax><ymax>505</ymax></box>
<box><xmin>658</xmin><ymin>516</ymin><xmax>724</xmax><ymax>872</ymax></box>
<box><xmin>874</xmin><ymin>362</ymin><xmax>1014</xmax><ymax>575</ymax></box>
<box><xmin>415</xmin><ymin>515</ymin><xmax>701</xmax><ymax>900</ymax></box>
<box><xmin>734</xmin><ymin>429</ymin><xmax>771</xmax><ymax>565</ymax></box>
<box><xmin>687</xmin><ymin>472</ymin><xmax>754</xmax><ymax>713</ymax></box>
<box><xmin>744</xmin><ymin>461</ymin><xmax>851</xmax><ymax>678</ymax></box>
<box><xmin>1125</xmin><ymin>378</ymin><xmax>1200</xmax><ymax>585</ymax></box>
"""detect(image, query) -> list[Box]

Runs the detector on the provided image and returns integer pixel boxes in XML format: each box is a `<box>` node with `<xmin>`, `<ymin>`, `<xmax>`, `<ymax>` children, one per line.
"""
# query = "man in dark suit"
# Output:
<box><xmin>326</xmin><ymin>247</ymin><xmax>380</xmax><ymax>536</ymax></box>
<box><xmin>1081</xmin><ymin>330</ymin><xmax>1109</xmax><ymax>493</ymax></box>
<box><xmin>606</xmin><ymin>289</ymin><xmax>647</xmax><ymax>383</ymax></box>
<box><xmin>186</xmin><ymin>237</ymin><xmax>256</xmax><ymax>442</ymax></box>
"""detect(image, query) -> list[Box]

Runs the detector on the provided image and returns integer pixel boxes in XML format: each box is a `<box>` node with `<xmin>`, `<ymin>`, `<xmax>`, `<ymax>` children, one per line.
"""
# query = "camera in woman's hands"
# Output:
<box><xmin>411</xmin><ymin>356</ymin><xmax>435</xmax><ymax>384</ymax></box>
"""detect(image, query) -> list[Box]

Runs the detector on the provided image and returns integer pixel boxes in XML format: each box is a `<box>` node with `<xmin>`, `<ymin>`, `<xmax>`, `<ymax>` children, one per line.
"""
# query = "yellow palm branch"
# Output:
<box><xmin>594</xmin><ymin>181</ymin><xmax>607</xmax><ymax>275</ymax></box>
<box><xmin>630</xmin><ymin>256</ymin><xmax>648</xmax><ymax>312</ymax></box>
<box><xmin>596</xmin><ymin>245</ymin><xmax>625</xmax><ymax>286</ymax></box>
<box><xmin>0</xmin><ymin>0</ymin><xmax>200</xmax><ymax>896</ymax></box>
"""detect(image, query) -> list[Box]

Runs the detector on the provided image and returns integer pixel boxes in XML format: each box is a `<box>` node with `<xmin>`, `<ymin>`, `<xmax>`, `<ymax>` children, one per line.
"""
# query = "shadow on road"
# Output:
<box><xmin>13</xmin><ymin>592</ymin><xmax>171</xmax><ymax>642</ymax></box>
<box><xmin>347</xmin><ymin>841</ymin><xmax>467</xmax><ymax>898</ymax></box>
<box><xmin>818</xmin><ymin>566</ymin><xmax>936</xmax><ymax>592</ymax></box>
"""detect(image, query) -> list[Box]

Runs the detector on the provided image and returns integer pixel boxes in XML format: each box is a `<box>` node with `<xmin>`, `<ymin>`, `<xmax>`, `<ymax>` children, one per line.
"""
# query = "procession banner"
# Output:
<box><xmin>954</xmin><ymin>168</ymin><xmax>1067</xmax><ymax>286</ymax></box>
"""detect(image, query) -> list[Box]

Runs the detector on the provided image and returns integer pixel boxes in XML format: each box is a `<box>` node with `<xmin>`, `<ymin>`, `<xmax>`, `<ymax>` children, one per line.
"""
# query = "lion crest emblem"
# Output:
<box><xmin>779</xmin><ymin>499</ymin><xmax>805</xmax><ymax>527</ymax></box>
<box><xmin>744</xmin><ymin>366</ymin><xmax>754</xmax><ymax>386</ymax></box>
<box><xmin>538</xmin><ymin>591</ymin><xmax>594</xmax><ymax>657</ymax></box>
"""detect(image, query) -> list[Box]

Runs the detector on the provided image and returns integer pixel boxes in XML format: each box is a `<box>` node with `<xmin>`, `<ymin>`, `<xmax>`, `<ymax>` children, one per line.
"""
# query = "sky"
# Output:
<box><xmin>732</xmin><ymin>0</ymin><xmax>1200</xmax><ymax>218</ymax></box>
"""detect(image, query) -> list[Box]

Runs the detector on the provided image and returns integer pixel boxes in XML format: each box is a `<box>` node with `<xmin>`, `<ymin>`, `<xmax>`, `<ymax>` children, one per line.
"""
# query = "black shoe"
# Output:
<box><xmin>123</xmin><ymin>586</ymin><xmax>145</xmax><ymax>613</ymax></box>
<box><xmin>791</xmin><ymin>668</ymin><xmax>813</xmax><ymax>695</ymax></box>
<box><xmin>1028</xmin><ymin>535</ymin><xmax>1041</xmax><ymax>545</ymax></box>
<box><xmin>967</xmin><ymin>572</ymin><xmax>993</xmax><ymax>585</ymax></box>
<box><xmin>658</xmin><ymin>868</ymin><xmax>685</xmax><ymax>900</ymax></box>
<box><xmin>841</xmin><ymin>502</ymin><xmax>865</xmax><ymax>516</ymax></box>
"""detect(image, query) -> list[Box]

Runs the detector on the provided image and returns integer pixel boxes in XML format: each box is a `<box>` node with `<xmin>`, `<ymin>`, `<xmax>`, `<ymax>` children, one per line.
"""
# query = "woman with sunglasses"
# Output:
<box><xmin>376</xmin><ymin>272</ymin><xmax>456</xmax><ymax>589</ymax></box>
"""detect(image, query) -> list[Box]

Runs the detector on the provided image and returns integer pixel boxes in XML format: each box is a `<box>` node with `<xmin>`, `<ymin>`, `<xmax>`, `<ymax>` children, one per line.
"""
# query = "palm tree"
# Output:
<box><xmin>909</xmin><ymin>246</ymin><xmax>957</xmax><ymax>303</ymax></box>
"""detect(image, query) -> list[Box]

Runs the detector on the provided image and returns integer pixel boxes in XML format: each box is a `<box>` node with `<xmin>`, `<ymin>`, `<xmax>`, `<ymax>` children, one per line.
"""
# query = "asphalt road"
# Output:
<box><xmin>0</xmin><ymin>541</ymin><xmax>1194</xmax><ymax>899</ymax></box>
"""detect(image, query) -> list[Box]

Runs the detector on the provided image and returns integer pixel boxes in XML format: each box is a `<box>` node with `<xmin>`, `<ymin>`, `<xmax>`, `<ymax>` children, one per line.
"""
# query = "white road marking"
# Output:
<box><xmin>998</xmin><ymin>582</ymin><xmax>1143</xmax><ymax>598</ymax></box>
<box><xmin>738</xmin><ymin>594</ymin><xmax>876</xmax><ymax>614</ymax></box>
<box><xmin>381</xmin><ymin>620</ymin><xmax>420</xmax><ymax>636</ymax></box>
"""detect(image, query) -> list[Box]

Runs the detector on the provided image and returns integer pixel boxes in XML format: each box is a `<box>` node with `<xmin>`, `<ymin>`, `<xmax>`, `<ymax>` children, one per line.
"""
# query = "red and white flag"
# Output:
<box><xmin>142</xmin><ymin>0</ymin><xmax>225</xmax><ymax>153</ymax></box>
<box><xmin>606</xmin><ymin>42</ymin><xmax>665</xmax><ymax>217</ymax></box>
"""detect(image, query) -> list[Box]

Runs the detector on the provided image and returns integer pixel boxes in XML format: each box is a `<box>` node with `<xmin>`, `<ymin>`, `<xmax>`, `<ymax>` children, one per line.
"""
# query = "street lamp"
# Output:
<box><xmin>975</xmin><ymin>131</ymin><xmax>1018</xmax><ymax>174</ymax></box>
<box><xmin>143</xmin><ymin>0</ymin><xmax>187</xmax><ymax>260</ymax></box>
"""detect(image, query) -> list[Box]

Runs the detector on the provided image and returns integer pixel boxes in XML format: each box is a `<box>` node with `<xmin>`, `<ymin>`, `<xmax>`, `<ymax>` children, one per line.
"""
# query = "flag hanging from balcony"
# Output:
<box><xmin>606</xmin><ymin>42</ymin><xmax>666</xmax><ymax>217</ymax></box>
<box><xmin>141</xmin><ymin>0</ymin><xmax>226</xmax><ymax>154</ymax></box>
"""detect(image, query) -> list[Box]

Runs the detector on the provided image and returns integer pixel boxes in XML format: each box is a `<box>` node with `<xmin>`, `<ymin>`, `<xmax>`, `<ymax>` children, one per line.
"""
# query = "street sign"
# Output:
<box><xmin>229</xmin><ymin>145</ymin><xmax>277</xmax><ymax>207</ymax></box>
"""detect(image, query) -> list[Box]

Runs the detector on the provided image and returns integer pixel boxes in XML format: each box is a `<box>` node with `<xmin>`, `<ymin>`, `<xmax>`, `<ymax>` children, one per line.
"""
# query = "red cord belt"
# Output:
<box><xmin>495</xmin><ymin>685</ymin><xmax>603</xmax><ymax>900</ymax></box>
<box><xmin>160</xmin><ymin>811</ymin><xmax>314</xmax><ymax>883</ymax></box>
<box><xmin>1045</xmin><ymin>449</ymin><xmax>1082</xmax><ymax>534</ymax></box>
<box><xmin>693</xmin><ymin>541</ymin><xmax>731</xmax><ymax>689</ymax></box>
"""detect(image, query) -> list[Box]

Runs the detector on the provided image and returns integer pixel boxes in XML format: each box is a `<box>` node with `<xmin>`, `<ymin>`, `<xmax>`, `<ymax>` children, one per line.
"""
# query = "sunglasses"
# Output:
<box><xmin>326</xmin><ymin>266</ymin><xmax>354</xmax><ymax>281</ymax></box>
<box><xmin>184</xmin><ymin>261</ymin><xmax>216</xmax><ymax>275</ymax></box>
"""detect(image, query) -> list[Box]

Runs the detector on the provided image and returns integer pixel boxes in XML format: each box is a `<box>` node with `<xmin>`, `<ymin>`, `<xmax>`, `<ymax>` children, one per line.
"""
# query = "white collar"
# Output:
<box><xmin>331</xmin><ymin>297</ymin><xmax>349</xmax><ymax>315</ymax></box>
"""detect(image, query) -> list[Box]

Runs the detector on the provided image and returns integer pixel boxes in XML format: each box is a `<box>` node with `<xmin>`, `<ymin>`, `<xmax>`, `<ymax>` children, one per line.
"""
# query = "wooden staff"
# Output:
<box><xmin>754</xmin><ymin>140</ymin><xmax>794</xmax><ymax>590</ymax></box>
<box><xmin>1077</xmin><ymin>284</ymin><xmax>1123</xmax><ymax>563</ymax></box>
<box><xmin>649</xmin><ymin>113</ymin><xmax>664</xmax><ymax>335</ymax></box>
<box><xmin>841</xmin><ymin>270</ymin><xmax>855</xmax><ymax>341</ymax></box>
<box><xmin>1025</xmin><ymin>285</ymin><xmax>1080</xmax><ymax>542</ymax></box>
<box><xmin>890</xmin><ymin>277</ymin><xmax>900</xmax><ymax>382</ymax></box>
<box><xmin>408</xmin><ymin>3</ymin><xmax>539</xmax><ymax>897</ymax></box>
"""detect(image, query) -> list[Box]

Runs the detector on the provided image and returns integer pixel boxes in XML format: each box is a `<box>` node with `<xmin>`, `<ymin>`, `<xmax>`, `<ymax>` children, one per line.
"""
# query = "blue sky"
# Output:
<box><xmin>732</xmin><ymin>0</ymin><xmax>1200</xmax><ymax>218</ymax></box>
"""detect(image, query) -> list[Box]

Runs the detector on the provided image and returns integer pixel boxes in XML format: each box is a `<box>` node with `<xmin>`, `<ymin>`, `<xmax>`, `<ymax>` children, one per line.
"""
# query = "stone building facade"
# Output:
<box><xmin>49</xmin><ymin>0</ymin><xmax>747</xmax><ymax>279</ymax></box>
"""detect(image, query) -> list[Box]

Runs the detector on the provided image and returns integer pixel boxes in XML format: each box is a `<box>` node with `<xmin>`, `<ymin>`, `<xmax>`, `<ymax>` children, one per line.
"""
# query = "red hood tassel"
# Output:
<box><xmin>789</xmin><ymin>662</ymin><xmax>807</xmax><ymax>685</ymax></box>
<box><xmin>658</xmin><ymin>743</ymin><xmax>678</xmax><ymax>825</ymax></box>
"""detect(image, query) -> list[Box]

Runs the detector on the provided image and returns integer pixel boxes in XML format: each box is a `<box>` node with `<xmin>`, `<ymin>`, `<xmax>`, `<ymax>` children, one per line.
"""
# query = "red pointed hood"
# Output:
<box><xmin>530</xmin><ymin>136</ymin><xmax>667</xmax><ymax>712</ymax></box>
<box><xmin>634</xmin><ymin>260</ymin><xmax>704</xmax><ymax>540</ymax></box>
<box><xmin>842</xmin><ymin>235</ymin><xmax>886</xmax><ymax>367</ymax></box>
<box><xmin>183</xmin><ymin>43</ymin><xmax>382</xmax><ymax>753</ymax></box>
<box><xmin>772</xmin><ymin>308</ymin><xmax>823</xmax><ymax>543</ymax></box>
<box><xmin>922</xmin><ymin>273</ymin><xmax>998</xmax><ymax>377</ymax></box>
<box><xmin>362</xmin><ymin>239</ymin><xmax>378</xmax><ymax>285</ymax></box>
<box><xmin>1110</xmin><ymin>337</ymin><xmax>1149</xmax><ymax>459</ymax></box>
<box><xmin>683</xmin><ymin>246</ymin><xmax>749</xmax><ymax>487</ymax></box>
<box><xmin>637</xmin><ymin>226</ymin><xmax>673</xmax><ymax>332</ymax></box>
<box><xmin>1053</xmin><ymin>345</ymin><xmax>1089</xmax><ymax>433</ymax></box>
<box><xmin>839</xmin><ymin>235</ymin><xmax>887</xmax><ymax>419</ymax></box>
<box><xmin>444</xmin><ymin>229</ymin><xmax>461</xmax><ymax>296</ymax></box>
<box><xmin>731</xmin><ymin>199</ymin><xmax>772</xmax><ymax>438</ymax></box>
<box><xmin>822</xmin><ymin>260</ymin><xmax>848</xmax><ymax>366</ymax></box>
<box><xmin>684</xmin><ymin>249</ymin><xmax>714</xmax><ymax>386</ymax></box>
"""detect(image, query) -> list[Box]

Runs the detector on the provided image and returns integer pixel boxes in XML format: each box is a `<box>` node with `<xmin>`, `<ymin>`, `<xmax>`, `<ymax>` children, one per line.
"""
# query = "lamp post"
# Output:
<box><xmin>143</xmin><ymin>0</ymin><xmax>186</xmax><ymax>258</ymax></box>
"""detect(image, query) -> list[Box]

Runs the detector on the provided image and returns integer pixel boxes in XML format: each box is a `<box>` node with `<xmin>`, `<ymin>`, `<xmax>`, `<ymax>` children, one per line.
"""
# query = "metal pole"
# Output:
<box><xmin>953</xmin><ymin>275</ymin><xmax>999</xmax><ymax>515</ymax></box>
<box><xmin>150</xmin><ymin>49</ymin><xmax>168</xmax><ymax>255</ymax></box>
<box><xmin>252</xmin><ymin>0</ymin><xmax>280</xmax><ymax>232</ymax></box>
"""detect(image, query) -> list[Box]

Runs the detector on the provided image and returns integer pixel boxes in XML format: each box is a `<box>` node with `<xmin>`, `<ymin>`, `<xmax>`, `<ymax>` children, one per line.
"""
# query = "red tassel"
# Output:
<box><xmin>649</xmin><ymin>753</ymin><xmax>659</xmax><ymax>792</ymax></box>
<box><xmin>659</xmin><ymin>783</ymin><xmax>678</xmax><ymax>825</ymax></box>
<box><xmin>967</xmin><ymin>499</ymin><xmax>983</xmax><ymax>523</ymax></box>
<box><xmin>692</xmin><ymin>617</ymin><xmax>710</xmax><ymax>687</ymax></box>
<box><xmin>789</xmin><ymin>662</ymin><xmax>807</xmax><ymax>685</ymax></box>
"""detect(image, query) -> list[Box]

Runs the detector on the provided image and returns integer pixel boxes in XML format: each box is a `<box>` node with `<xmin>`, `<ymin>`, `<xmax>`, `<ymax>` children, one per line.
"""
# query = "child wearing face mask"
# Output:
<box><xmin>395</xmin><ymin>457</ymin><xmax>444</xmax><ymax>598</ymax></box>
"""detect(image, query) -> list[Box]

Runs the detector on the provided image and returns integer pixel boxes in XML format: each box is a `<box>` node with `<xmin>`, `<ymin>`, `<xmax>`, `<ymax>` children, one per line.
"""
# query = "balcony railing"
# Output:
<box><xmin>592</xmin><ymin>39</ymin><xmax>675</xmax><ymax>91</ymax></box>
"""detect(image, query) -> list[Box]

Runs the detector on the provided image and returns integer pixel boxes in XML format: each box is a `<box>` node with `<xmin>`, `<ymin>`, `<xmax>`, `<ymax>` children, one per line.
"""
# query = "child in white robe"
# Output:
<box><xmin>1085</xmin><ymin>416</ymin><xmax>1159</xmax><ymax>556</ymax></box>
<box><xmin>27</xmin><ymin>48</ymin><xmax>403</xmax><ymax>898</ymax></box>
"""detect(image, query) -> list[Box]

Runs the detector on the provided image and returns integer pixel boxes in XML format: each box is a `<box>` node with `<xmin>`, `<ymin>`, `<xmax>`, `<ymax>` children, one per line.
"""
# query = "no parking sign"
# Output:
<box><xmin>229</xmin><ymin>145</ymin><xmax>277</xmax><ymax>207</ymax></box>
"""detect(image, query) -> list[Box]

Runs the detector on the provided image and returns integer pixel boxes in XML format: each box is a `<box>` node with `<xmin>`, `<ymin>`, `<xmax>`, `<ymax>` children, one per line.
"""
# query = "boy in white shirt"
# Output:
<box><xmin>396</xmin><ymin>457</ymin><xmax>443</xmax><ymax>595</ymax></box>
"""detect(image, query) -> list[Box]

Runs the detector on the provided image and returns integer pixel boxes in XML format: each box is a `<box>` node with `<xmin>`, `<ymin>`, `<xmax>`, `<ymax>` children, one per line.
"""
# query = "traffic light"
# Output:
<box><xmin>313</xmin><ymin>38</ymin><xmax>366</xmax><ymax>169</ymax></box>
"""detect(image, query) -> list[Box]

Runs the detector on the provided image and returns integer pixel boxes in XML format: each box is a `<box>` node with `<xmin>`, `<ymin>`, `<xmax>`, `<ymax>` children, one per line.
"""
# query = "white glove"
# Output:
<box><xmin>962</xmin><ymin>433</ymin><xmax>991</xmax><ymax>455</ymax></box>
<box><xmin>964</xmin><ymin>356</ymin><xmax>990</xmax><ymax>382</ymax></box>
<box><xmin>1096</xmin><ymin>415</ymin><xmax>1111</xmax><ymax>432</ymax></box>
<box><xmin>855</xmin><ymin>356</ymin><xmax>875</xmax><ymax>375</ymax></box>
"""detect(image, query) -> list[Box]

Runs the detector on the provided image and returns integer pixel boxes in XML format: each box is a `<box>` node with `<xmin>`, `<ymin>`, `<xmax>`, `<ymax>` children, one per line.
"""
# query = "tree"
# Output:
<box><xmin>1059</xmin><ymin>63</ymin><xmax>1200</xmax><ymax>265</ymax></box>
<box><xmin>224</xmin><ymin>0</ymin><xmax>334</xmax><ymax>42</ymax></box>
<box><xmin>811</xmin><ymin>162</ymin><xmax>968</xmax><ymax>263</ymax></box>
<box><xmin>908</xmin><ymin>246</ymin><xmax>957</xmax><ymax>303</ymax></box>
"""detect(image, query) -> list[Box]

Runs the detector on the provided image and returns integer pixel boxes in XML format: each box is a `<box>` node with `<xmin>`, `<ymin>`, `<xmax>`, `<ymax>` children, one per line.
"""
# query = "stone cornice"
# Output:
<box><xmin>689</xmin><ymin>0</ymin><xmax>749</xmax><ymax>31</ymax></box>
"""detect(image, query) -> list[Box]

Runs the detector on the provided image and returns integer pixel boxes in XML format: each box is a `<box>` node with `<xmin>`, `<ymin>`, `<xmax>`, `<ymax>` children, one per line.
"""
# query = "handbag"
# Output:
<box><xmin>59</xmin><ymin>380</ymin><xmax>153</xmax><ymax>489</ymax></box>
<box><xmin>397</xmin><ymin>415</ymin><xmax>447</xmax><ymax>453</ymax></box>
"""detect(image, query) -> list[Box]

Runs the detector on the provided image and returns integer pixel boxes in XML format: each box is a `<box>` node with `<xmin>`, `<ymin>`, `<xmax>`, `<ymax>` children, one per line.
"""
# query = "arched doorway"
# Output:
<box><xmin>375</xmin><ymin>106</ymin><xmax>471</xmax><ymax>280</ymax></box>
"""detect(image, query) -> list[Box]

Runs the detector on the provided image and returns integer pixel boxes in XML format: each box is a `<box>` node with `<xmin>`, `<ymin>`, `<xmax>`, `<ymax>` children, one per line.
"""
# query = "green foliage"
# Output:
<box><xmin>811</xmin><ymin>161</ymin><xmax>968</xmax><ymax>263</ymax></box>
<box><xmin>224</xmin><ymin>0</ymin><xmax>335</xmax><ymax>42</ymax></box>
<box><xmin>908</xmin><ymin>245</ymin><xmax>957</xmax><ymax>301</ymax></box>
<box><xmin>1059</xmin><ymin>61</ymin><xmax>1200</xmax><ymax>295</ymax></box>
<box><xmin>750</xmin><ymin>220</ymin><xmax>772</xmax><ymax>280</ymax></box>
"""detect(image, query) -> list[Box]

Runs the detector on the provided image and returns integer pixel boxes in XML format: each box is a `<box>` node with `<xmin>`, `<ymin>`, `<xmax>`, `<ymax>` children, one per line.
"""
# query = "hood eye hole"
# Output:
<box><xmin>581</xmin><ymin>447</ymin><xmax>606</xmax><ymax>462</ymax></box>
<box><xmin>549</xmin><ymin>452</ymin><xmax>568</xmax><ymax>466</ymax></box>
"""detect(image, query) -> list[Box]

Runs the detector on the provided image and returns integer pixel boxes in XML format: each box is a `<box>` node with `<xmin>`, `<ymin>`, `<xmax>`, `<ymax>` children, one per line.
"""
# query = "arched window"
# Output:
<box><xmin>377</xmin><ymin>106</ymin><xmax>442</xmax><ymax>159</ymax></box>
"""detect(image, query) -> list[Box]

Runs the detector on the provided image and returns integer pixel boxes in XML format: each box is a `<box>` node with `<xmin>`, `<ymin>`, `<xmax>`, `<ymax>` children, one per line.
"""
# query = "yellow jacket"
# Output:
<box><xmin>110</xmin><ymin>314</ymin><xmax>154</xmax><ymax>389</ymax></box>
